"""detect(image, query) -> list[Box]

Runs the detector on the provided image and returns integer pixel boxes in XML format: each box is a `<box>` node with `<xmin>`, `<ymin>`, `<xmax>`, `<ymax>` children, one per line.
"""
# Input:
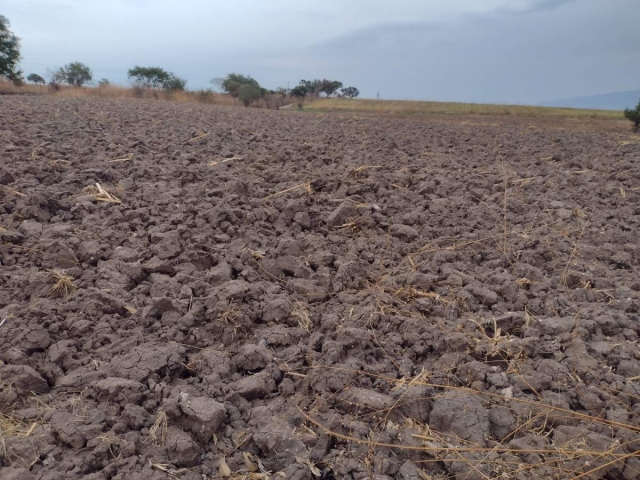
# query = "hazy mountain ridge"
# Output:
<box><xmin>539</xmin><ymin>90</ymin><xmax>640</xmax><ymax>110</ymax></box>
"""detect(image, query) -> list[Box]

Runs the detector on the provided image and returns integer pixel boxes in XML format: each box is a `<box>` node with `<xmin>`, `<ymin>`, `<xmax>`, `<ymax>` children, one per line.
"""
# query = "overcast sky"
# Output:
<box><xmin>4</xmin><ymin>0</ymin><xmax>639</xmax><ymax>103</ymax></box>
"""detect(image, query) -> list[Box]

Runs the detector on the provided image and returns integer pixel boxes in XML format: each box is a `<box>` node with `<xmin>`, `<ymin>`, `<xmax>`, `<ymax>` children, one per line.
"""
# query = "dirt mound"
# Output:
<box><xmin>1</xmin><ymin>96</ymin><xmax>639</xmax><ymax>479</ymax></box>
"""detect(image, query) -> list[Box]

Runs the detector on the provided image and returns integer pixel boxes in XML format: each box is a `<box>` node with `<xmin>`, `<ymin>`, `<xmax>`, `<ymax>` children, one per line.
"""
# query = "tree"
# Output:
<box><xmin>624</xmin><ymin>98</ymin><xmax>640</xmax><ymax>133</ymax></box>
<box><xmin>46</xmin><ymin>67</ymin><xmax>65</xmax><ymax>83</ymax></box>
<box><xmin>60</xmin><ymin>62</ymin><xmax>93</xmax><ymax>87</ymax></box>
<box><xmin>290</xmin><ymin>85</ymin><xmax>308</xmax><ymax>99</ymax></box>
<box><xmin>320</xmin><ymin>79</ymin><xmax>343</xmax><ymax>97</ymax></box>
<box><xmin>128</xmin><ymin>66</ymin><xmax>170</xmax><ymax>88</ymax></box>
<box><xmin>341</xmin><ymin>86</ymin><xmax>359</xmax><ymax>99</ymax></box>
<box><xmin>299</xmin><ymin>79</ymin><xmax>322</xmax><ymax>96</ymax></box>
<box><xmin>238</xmin><ymin>84</ymin><xmax>261</xmax><ymax>107</ymax></box>
<box><xmin>222</xmin><ymin>73</ymin><xmax>260</xmax><ymax>98</ymax></box>
<box><xmin>46</xmin><ymin>67</ymin><xmax>65</xmax><ymax>91</ymax></box>
<box><xmin>98</xmin><ymin>78</ymin><xmax>110</xmax><ymax>87</ymax></box>
<box><xmin>0</xmin><ymin>16</ymin><xmax>23</xmax><ymax>83</ymax></box>
<box><xmin>162</xmin><ymin>74</ymin><xmax>187</xmax><ymax>91</ymax></box>
<box><xmin>27</xmin><ymin>73</ymin><xmax>46</xmax><ymax>85</ymax></box>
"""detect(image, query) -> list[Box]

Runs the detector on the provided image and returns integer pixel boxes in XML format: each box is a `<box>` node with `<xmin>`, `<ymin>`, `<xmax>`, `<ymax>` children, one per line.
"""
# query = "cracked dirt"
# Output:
<box><xmin>1</xmin><ymin>96</ymin><xmax>640</xmax><ymax>479</ymax></box>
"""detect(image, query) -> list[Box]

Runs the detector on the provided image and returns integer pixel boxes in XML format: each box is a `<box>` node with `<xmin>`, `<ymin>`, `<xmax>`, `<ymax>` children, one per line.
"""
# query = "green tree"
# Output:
<box><xmin>27</xmin><ymin>73</ymin><xmax>46</xmax><ymax>85</ymax></box>
<box><xmin>341</xmin><ymin>86</ymin><xmax>359</xmax><ymax>99</ymax></box>
<box><xmin>60</xmin><ymin>62</ymin><xmax>93</xmax><ymax>87</ymax></box>
<box><xmin>624</xmin><ymin>99</ymin><xmax>640</xmax><ymax>133</ymax></box>
<box><xmin>320</xmin><ymin>79</ymin><xmax>343</xmax><ymax>97</ymax></box>
<box><xmin>162</xmin><ymin>74</ymin><xmax>187</xmax><ymax>91</ymax></box>
<box><xmin>238</xmin><ymin>84</ymin><xmax>261</xmax><ymax>106</ymax></box>
<box><xmin>98</xmin><ymin>78</ymin><xmax>110</xmax><ymax>87</ymax></box>
<box><xmin>222</xmin><ymin>73</ymin><xmax>260</xmax><ymax>98</ymax></box>
<box><xmin>128</xmin><ymin>66</ymin><xmax>170</xmax><ymax>88</ymax></box>
<box><xmin>0</xmin><ymin>16</ymin><xmax>23</xmax><ymax>83</ymax></box>
<box><xmin>290</xmin><ymin>85</ymin><xmax>308</xmax><ymax>99</ymax></box>
<box><xmin>299</xmin><ymin>79</ymin><xmax>322</xmax><ymax>96</ymax></box>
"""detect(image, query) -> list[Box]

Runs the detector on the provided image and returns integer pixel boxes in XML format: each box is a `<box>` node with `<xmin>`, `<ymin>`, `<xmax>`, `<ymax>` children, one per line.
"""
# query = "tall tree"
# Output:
<box><xmin>27</xmin><ymin>73</ymin><xmax>46</xmax><ymax>85</ymax></box>
<box><xmin>222</xmin><ymin>73</ymin><xmax>260</xmax><ymax>98</ymax></box>
<box><xmin>128</xmin><ymin>66</ymin><xmax>170</xmax><ymax>88</ymax></box>
<box><xmin>290</xmin><ymin>85</ymin><xmax>308</xmax><ymax>99</ymax></box>
<box><xmin>60</xmin><ymin>62</ymin><xmax>93</xmax><ymax>87</ymax></box>
<box><xmin>299</xmin><ymin>79</ymin><xmax>322</xmax><ymax>96</ymax></box>
<box><xmin>0</xmin><ymin>15</ymin><xmax>23</xmax><ymax>83</ymax></box>
<box><xmin>341</xmin><ymin>86</ymin><xmax>360</xmax><ymax>99</ymax></box>
<box><xmin>320</xmin><ymin>80</ymin><xmax>343</xmax><ymax>97</ymax></box>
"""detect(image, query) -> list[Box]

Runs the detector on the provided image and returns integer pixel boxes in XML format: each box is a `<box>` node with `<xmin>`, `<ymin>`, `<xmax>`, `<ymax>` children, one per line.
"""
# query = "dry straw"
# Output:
<box><xmin>148</xmin><ymin>410</ymin><xmax>168</xmax><ymax>446</ymax></box>
<box><xmin>297</xmin><ymin>366</ymin><xmax>640</xmax><ymax>479</ymax></box>
<box><xmin>0</xmin><ymin>412</ymin><xmax>38</xmax><ymax>466</ymax></box>
<box><xmin>263</xmin><ymin>182</ymin><xmax>313</xmax><ymax>200</ymax></box>
<box><xmin>83</xmin><ymin>183</ymin><xmax>122</xmax><ymax>204</ymax></box>
<box><xmin>209</xmin><ymin>156</ymin><xmax>243</xmax><ymax>167</ymax></box>
<box><xmin>108</xmin><ymin>153</ymin><xmax>134</xmax><ymax>163</ymax></box>
<box><xmin>48</xmin><ymin>269</ymin><xmax>76</xmax><ymax>297</ymax></box>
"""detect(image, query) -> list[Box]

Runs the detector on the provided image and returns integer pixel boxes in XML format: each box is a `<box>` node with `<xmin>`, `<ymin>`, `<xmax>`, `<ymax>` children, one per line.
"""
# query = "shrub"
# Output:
<box><xmin>197</xmin><ymin>88</ymin><xmax>215</xmax><ymax>103</ymax></box>
<box><xmin>131</xmin><ymin>85</ymin><xmax>145</xmax><ymax>98</ymax></box>
<box><xmin>162</xmin><ymin>74</ymin><xmax>186</xmax><ymax>91</ymax></box>
<box><xmin>98</xmin><ymin>78</ymin><xmax>110</xmax><ymax>88</ymax></box>
<box><xmin>624</xmin><ymin>99</ymin><xmax>640</xmax><ymax>132</ymax></box>
<box><xmin>238</xmin><ymin>84</ymin><xmax>261</xmax><ymax>107</ymax></box>
<box><xmin>47</xmin><ymin>67</ymin><xmax>65</xmax><ymax>92</ymax></box>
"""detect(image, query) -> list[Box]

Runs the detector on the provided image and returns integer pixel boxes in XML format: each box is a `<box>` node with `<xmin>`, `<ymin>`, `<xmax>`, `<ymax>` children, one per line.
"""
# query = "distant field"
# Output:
<box><xmin>303</xmin><ymin>98</ymin><xmax>624</xmax><ymax>119</ymax></box>
<box><xmin>0</xmin><ymin>80</ymin><xmax>237</xmax><ymax>106</ymax></box>
<box><xmin>0</xmin><ymin>80</ymin><xmax>625</xmax><ymax>119</ymax></box>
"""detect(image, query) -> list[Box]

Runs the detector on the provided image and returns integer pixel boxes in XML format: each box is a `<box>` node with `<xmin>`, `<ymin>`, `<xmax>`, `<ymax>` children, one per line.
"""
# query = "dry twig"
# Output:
<box><xmin>263</xmin><ymin>182</ymin><xmax>312</xmax><ymax>200</ymax></box>
<box><xmin>108</xmin><ymin>153</ymin><xmax>134</xmax><ymax>163</ymax></box>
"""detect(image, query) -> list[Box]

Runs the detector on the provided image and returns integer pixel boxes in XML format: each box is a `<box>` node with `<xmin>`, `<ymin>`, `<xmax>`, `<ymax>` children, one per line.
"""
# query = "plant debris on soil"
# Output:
<box><xmin>0</xmin><ymin>96</ymin><xmax>639</xmax><ymax>480</ymax></box>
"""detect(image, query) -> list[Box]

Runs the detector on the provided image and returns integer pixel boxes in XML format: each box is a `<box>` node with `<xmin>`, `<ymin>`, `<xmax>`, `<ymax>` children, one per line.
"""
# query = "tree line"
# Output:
<box><xmin>1</xmin><ymin>14</ymin><xmax>360</xmax><ymax>107</ymax></box>
<box><xmin>211</xmin><ymin>74</ymin><xmax>360</xmax><ymax>106</ymax></box>
<box><xmin>3</xmin><ymin>12</ymin><xmax>640</xmax><ymax>124</ymax></box>
<box><xmin>290</xmin><ymin>79</ymin><xmax>359</xmax><ymax>99</ymax></box>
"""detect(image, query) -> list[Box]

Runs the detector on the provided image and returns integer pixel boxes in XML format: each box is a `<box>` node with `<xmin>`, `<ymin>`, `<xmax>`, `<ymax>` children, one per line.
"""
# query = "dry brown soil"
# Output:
<box><xmin>1</xmin><ymin>96</ymin><xmax>639</xmax><ymax>480</ymax></box>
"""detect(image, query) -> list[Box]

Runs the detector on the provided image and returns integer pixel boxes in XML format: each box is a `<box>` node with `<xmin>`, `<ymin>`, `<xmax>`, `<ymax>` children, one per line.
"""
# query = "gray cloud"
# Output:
<box><xmin>294</xmin><ymin>0</ymin><xmax>640</xmax><ymax>103</ymax></box>
<box><xmin>525</xmin><ymin>0</ymin><xmax>579</xmax><ymax>12</ymax></box>
<box><xmin>4</xmin><ymin>0</ymin><xmax>639</xmax><ymax>104</ymax></box>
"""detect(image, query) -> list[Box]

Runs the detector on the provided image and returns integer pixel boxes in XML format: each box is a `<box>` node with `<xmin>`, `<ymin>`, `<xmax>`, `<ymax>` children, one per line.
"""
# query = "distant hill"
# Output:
<box><xmin>539</xmin><ymin>90</ymin><xmax>640</xmax><ymax>111</ymax></box>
